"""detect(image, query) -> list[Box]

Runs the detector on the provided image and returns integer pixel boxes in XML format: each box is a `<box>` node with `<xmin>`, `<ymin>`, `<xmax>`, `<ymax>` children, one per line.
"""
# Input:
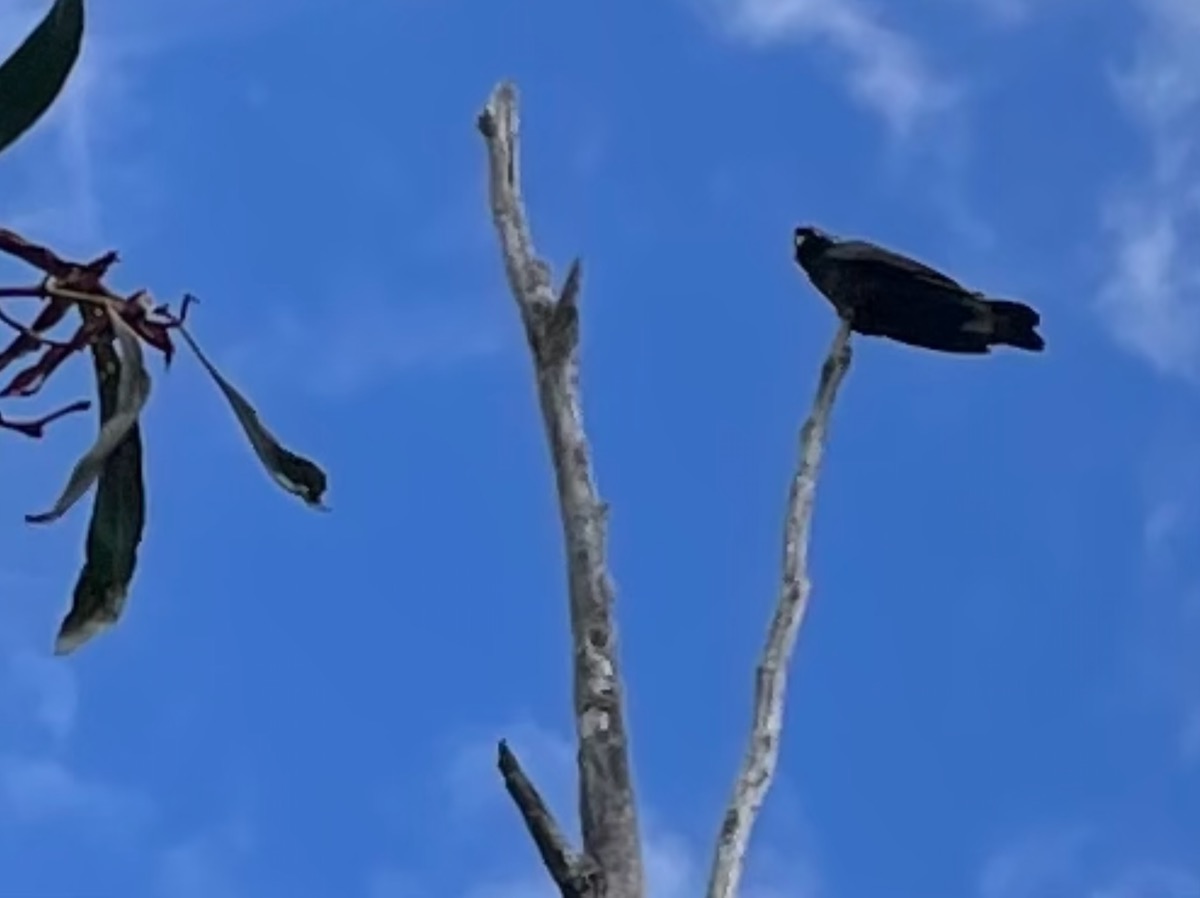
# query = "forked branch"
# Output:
<box><xmin>705</xmin><ymin>317</ymin><xmax>854</xmax><ymax>898</ymax></box>
<box><xmin>478</xmin><ymin>81</ymin><xmax>645</xmax><ymax>898</ymax></box>
<box><xmin>497</xmin><ymin>741</ymin><xmax>603</xmax><ymax>898</ymax></box>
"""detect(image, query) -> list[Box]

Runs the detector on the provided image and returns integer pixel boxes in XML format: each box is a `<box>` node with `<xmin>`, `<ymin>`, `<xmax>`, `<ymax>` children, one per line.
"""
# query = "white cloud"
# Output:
<box><xmin>1181</xmin><ymin>705</ymin><xmax>1200</xmax><ymax>762</ymax></box>
<box><xmin>395</xmin><ymin>720</ymin><xmax>820</xmax><ymax>898</ymax></box>
<box><xmin>0</xmin><ymin>1</ymin><xmax>145</xmax><ymax>250</ymax></box>
<box><xmin>1115</xmin><ymin>0</ymin><xmax>1200</xmax><ymax>130</ymax></box>
<box><xmin>706</xmin><ymin>0</ymin><xmax>957</xmax><ymax>137</ymax></box>
<box><xmin>4</xmin><ymin>649</ymin><xmax>77</xmax><ymax>745</ymax></box>
<box><xmin>1175</xmin><ymin>598</ymin><xmax>1200</xmax><ymax>766</ymax></box>
<box><xmin>1143</xmin><ymin>496</ymin><xmax>1186</xmax><ymax>570</ymax></box>
<box><xmin>643</xmin><ymin>826</ymin><xmax>696</xmax><ymax>898</ymax></box>
<box><xmin>0</xmin><ymin>594</ymin><xmax>152</xmax><ymax>849</ymax></box>
<box><xmin>963</xmin><ymin>0</ymin><xmax>1029</xmax><ymax>26</ymax></box>
<box><xmin>157</xmin><ymin>841</ymin><xmax>241</xmax><ymax>898</ymax></box>
<box><xmin>453</xmin><ymin>828</ymin><xmax>704</xmax><ymax>898</ymax></box>
<box><xmin>461</xmin><ymin>876</ymin><xmax>554</xmax><ymax>898</ymax></box>
<box><xmin>1134</xmin><ymin>423</ymin><xmax>1200</xmax><ymax>764</ymax></box>
<box><xmin>0</xmin><ymin>0</ymin><xmax>315</xmax><ymax>250</ymax></box>
<box><xmin>978</xmin><ymin>825</ymin><xmax>1093</xmax><ymax>898</ymax></box>
<box><xmin>947</xmin><ymin>0</ymin><xmax>1080</xmax><ymax>28</ymax></box>
<box><xmin>0</xmin><ymin>586</ymin><xmax>80</xmax><ymax>745</ymax></box>
<box><xmin>443</xmin><ymin>720</ymin><xmax>575</xmax><ymax>825</ymax></box>
<box><xmin>1139</xmin><ymin>430</ymin><xmax>1200</xmax><ymax>574</ymax></box>
<box><xmin>1138</xmin><ymin>574</ymin><xmax>1200</xmax><ymax>767</ymax></box>
<box><xmin>157</xmin><ymin>817</ymin><xmax>254</xmax><ymax>898</ymax></box>
<box><xmin>220</xmin><ymin>294</ymin><xmax>508</xmax><ymax>401</ymax></box>
<box><xmin>368</xmin><ymin>868</ymin><xmax>429</xmax><ymax>898</ymax></box>
<box><xmin>0</xmin><ymin>755</ymin><xmax>150</xmax><ymax>835</ymax></box>
<box><xmin>1097</xmin><ymin>196</ymin><xmax>1200</xmax><ymax>380</ymax></box>
<box><xmin>1097</xmin><ymin>0</ymin><xmax>1200</xmax><ymax>380</ymax></box>
<box><xmin>1094</xmin><ymin>866</ymin><xmax>1200</xmax><ymax>898</ymax></box>
<box><xmin>978</xmin><ymin>825</ymin><xmax>1199</xmax><ymax>898</ymax></box>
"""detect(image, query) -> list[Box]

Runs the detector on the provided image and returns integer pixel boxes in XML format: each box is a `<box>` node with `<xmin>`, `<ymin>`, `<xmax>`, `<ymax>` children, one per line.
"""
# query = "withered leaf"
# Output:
<box><xmin>130</xmin><ymin>318</ymin><xmax>174</xmax><ymax>364</ymax></box>
<box><xmin>0</xmin><ymin>296</ymin><xmax>72</xmax><ymax>374</ymax></box>
<box><xmin>0</xmin><ymin>317</ymin><xmax>96</xmax><ymax>397</ymax></box>
<box><xmin>54</xmin><ymin>307</ymin><xmax>147</xmax><ymax>655</ymax></box>
<box><xmin>177</xmin><ymin>325</ymin><xmax>328</xmax><ymax>508</ymax></box>
<box><xmin>27</xmin><ymin>304</ymin><xmax>150</xmax><ymax>525</ymax></box>
<box><xmin>3</xmin><ymin>342</ymin><xmax>72</xmax><ymax>396</ymax></box>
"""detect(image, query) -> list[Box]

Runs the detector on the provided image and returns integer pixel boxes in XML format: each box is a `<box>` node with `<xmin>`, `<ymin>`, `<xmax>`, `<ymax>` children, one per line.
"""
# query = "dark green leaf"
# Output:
<box><xmin>178</xmin><ymin>325</ymin><xmax>329</xmax><ymax>509</ymax></box>
<box><xmin>54</xmin><ymin>308</ymin><xmax>146</xmax><ymax>655</ymax></box>
<box><xmin>0</xmin><ymin>0</ymin><xmax>85</xmax><ymax>158</ymax></box>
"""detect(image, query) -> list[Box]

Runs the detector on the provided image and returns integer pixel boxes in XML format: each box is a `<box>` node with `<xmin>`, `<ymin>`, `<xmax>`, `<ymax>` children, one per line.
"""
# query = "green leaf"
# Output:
<box><xmin>54</xmin><ymin>309</ymin><xmax>146</xmax><ymax>655</ymax></box>
<box><xmin>0</xmin><ymin>0</ymin><xmax>85</xmax><ymax>158</ymax></box>
<box><xmin>178</xmin><ymin>324</ymin><xmax>329</xmax><ymax>509</ymax></box>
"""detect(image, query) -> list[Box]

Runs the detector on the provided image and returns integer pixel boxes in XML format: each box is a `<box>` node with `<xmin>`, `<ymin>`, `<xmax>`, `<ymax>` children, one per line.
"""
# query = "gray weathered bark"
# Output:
<box><xmin>478</xmin><ymin>79</ymin><xmax>854</xmax><ymax>898</ymax></box>
<box><xmin>477</xmin><ymin>82</ymin><xmax>645</xmax><ymax>898</ymax></box>
<box><xmin>704</xmin><ymin>319</ymin><xmax>853</xmax><ymax>898</ymax></box>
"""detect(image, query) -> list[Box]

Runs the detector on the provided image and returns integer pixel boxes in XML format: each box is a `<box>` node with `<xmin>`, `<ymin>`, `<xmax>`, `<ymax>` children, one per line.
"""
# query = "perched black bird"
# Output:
<box><xmin>793</xmin><ymin>226</ymin><xmax>1045</xmax><ymax>354</ymax></box>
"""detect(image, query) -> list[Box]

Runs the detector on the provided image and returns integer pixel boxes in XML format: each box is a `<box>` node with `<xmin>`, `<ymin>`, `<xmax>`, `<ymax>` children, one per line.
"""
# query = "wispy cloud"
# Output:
<box><xmin>1175</xmin><ymin>585</ymin><xmax>1200</xmax><ymax>765</ymax></box>
<box><xmin>0</xmin><ymin>0</ymin><xmax>316</xmax><ymax>250</ymax></box>
<box><xmin>385</xmin><ymin>719</ymin><xmax>820</xmax><ymax>898</ymax></box>
<box><xmin>0</xmin><ymin>595</ymin><xmax>152</xmax><ymax>843</ymax></box>
<box><xmin>1133</xmin><ymin>422</ymin><xmax>1200</xmax><ymax>764</ymax></box>
<box><xmin>220</xmin><ymin>294</ymin><xmax>509</xmax><ymax>401</ymax></box>
<box><xmin>1097</xmin><ymin>0</ymin><xmax>1200</xmax><ymax>381</ymax></box>
<box><xmin>946</xmin><ymin>0</ymin><xmax>1062</xmax><ymax>28</ymax></box>
<box><xmin>1139</xmin><ymin>430</ymin><xmax>1200</xmax><ymax>574</ymax></box>
<box><xmin>3</xmin><ymin>648</ymin><xmax>77</xmax><ymax>745</ymax></box>
<box><xmin>963</xmin><ymin>0</ymin><xmax>1029</xmax><ymax>26</ymax></box>
<box><xmin>978</xmin><ymin>825</ymin><xmax>1094</xmax><ymax>898</ymax></box>
<box><xmin>0</xmin><ymin>0</ymin><xmax>146</xmax><ymax>250</ymax></box>
<box><xmin>1096</xmin><ymin>189</ymin><xmax>1200</xmax><ymax>381</ymax></box>
<box><xmin>0</xmin><ymin>755</ymin><xmax>150</xmax><ymax>833</ymax></box>
<box><xmin>706</xmin><ymin>0</ymin><xmax>958</xmax><ymax>137</ymax></box>
<box><xmin>367</xmin><ymin>868</ymin><xmax>429</xmax><ymax>898</ymax></box>
<box><xmin>443</xmin><ymin>719</ymin><xmax>575</xmax><ymax>825</ymax></box>
<box><xmin>979</xmin><ymin>825</ymin><xmax>1199</xmax><ymax>898</ymax></box>
<box><xmin>1095</xmin><ymin>867</ymin><xmax>1200</xmax><ymax>898</ymax></box>
<box><xmin>157</xmin><ymin>818</ymin><xmax>255</xmax><ymax>898</ymax></box>
<box><xmin>1182</xmin><ymin>694</ymin><xmax>1200</xmax><ymax>763</ymax></box>
<box><xmin>452</xmin><ymin>824</ymin><xmax>712</xmax><ymax>898</ymax></box>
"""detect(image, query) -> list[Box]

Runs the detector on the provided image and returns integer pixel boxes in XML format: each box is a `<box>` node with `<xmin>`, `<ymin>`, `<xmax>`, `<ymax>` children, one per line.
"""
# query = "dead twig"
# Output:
<box><xmin>0</xmin><ymin>399</ymin><xmax>91</xmax><ymax>438</ymax></box>
<box><xmin>497</xmin><ymin>741</ymin><xmax>604</xmax><ymax>898</ymax></box>
<box><xmin>704</xmin><ymin>317</ymin><xmax>854</xmax><ymax>898</ymax></box>
<box><xmin>0</xmin><ymin>305</ymin><xmax>74</xmax><ymax>348</ymax></box>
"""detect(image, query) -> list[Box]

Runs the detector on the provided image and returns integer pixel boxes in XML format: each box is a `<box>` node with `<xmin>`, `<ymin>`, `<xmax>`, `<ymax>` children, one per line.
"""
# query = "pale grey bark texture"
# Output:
<box><xmin>477</xmin><ymin>82</ymin><xmax>645</xmax><ymax>898</ymax></box>
<box><xmin>704</xmin><ymin>319</ymin><xmax>853</xmax><ymax>898</ymax></box>
<box><xmin>478</xmin><ymin>79</ymin><xmax>854</xmax><ymax>898</ymax></box>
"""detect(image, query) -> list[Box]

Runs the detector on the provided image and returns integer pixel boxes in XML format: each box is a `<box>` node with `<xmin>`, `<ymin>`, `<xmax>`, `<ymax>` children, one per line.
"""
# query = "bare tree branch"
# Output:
<box><xmin>497</xmin><ymin>740</ymin><xmax>604</xmax><ymax>898</ymax></box>
<box><xmin>705</xmin><ymin>317</ymin><xmax>854</xmax><ymax>898</ymax></box>
<box><xmin>478</xmin><ymin>81</ymin><xmax>645</xmax><ymax>898</ymax></box>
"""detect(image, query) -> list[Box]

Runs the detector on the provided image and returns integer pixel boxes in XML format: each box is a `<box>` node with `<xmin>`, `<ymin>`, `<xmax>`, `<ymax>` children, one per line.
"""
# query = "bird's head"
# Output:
<box><xmin>793</xmin><ymin>225</ymin><xmax>834</xmax><ymax>264</ymax></box>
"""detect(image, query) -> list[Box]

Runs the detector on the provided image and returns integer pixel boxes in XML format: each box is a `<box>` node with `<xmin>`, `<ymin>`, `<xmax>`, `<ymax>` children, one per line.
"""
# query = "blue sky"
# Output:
<box><xmin>0</xmin><ymin>0</ymin><xmax>1196</xmax><ymax>895</ymax></box>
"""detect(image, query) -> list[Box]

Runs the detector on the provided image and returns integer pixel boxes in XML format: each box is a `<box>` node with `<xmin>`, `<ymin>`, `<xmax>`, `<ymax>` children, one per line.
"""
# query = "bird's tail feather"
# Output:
<box><xmin>986</xmin><ymin>298</ymin><xmax>1045</xmax><ymax>352</ymax></box>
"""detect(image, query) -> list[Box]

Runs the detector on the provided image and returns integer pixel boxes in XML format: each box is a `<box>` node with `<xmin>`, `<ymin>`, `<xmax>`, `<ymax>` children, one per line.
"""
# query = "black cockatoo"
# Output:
<box><xmin>793</xmin><ymin>225</ymin><xmax>1044</xmax><ymax>354</ymax></box>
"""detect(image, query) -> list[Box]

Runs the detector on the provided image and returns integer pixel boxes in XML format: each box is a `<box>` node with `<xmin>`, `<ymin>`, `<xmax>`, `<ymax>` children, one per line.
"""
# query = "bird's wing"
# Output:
<box><xmin>823</xmin><ymin>240</ymin><xmax>967</xmax><ymax>292</ymax></box>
